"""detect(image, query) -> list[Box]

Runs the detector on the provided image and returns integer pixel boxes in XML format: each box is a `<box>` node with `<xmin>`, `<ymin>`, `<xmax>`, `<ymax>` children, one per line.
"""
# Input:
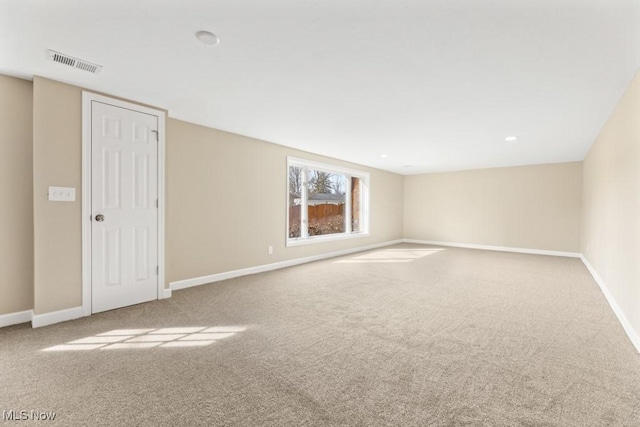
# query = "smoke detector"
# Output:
<box><xmin>195</xmin><ymin>31</ymin><xmax>220</xmax><ymax>45</ymax></box>
<box><xmin>47</xmin><ymin>50</ymin><xmax>103</xmax><ymax>74</ymax></box>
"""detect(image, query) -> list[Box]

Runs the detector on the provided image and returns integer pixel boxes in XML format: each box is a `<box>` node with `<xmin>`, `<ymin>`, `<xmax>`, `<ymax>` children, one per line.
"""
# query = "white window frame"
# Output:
<box><xmin>286</xmin><ymin>156</ymin><xmax>370</xmax><ymax>247</ymax></box>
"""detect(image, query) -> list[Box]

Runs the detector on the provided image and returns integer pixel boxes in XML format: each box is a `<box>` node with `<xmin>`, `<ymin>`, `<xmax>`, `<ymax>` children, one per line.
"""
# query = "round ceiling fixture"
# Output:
<box><xmin>380</xmin><ymin>154</ymin><xmax>389</xmax><ymax>158</ymax></box>
<box><xmin>196</xmin><ymin>31</ymin><xmax>220</xmax><ymax>45</ymax></box>
<box><xmin>505</xmin><ymin>136</ymin><xmax>518</xmax><ymax>142</ymax></box>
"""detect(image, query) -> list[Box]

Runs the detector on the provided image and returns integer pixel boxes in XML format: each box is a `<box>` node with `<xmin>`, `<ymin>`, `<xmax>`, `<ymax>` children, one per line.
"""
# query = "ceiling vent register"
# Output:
<box><xmin>47</xmin><ymin>50</ymin><xmax>102</xmax><ymax>74</ymax></box>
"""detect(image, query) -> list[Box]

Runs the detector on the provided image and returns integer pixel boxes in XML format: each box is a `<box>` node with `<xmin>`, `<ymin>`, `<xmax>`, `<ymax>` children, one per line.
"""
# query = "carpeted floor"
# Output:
<box><xmin>1</xmin><ymin>244</ymin><xmax>639</xmax><ymax>426</ymax></box>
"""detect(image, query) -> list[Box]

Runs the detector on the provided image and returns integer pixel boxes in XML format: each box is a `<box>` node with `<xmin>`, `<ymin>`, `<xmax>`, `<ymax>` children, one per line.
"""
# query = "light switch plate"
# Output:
<box><xmin>48</xmin><ymin>186</ymin><xmax>76</xmax><ymax>202</ymax></box>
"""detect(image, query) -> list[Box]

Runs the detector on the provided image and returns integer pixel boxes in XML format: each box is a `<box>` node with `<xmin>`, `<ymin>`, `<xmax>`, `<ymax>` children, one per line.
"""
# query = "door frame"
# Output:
<box><xmin>81</xmin><ymin>92</ymin><xmax>168</xmax><ymax>316</ymax></box>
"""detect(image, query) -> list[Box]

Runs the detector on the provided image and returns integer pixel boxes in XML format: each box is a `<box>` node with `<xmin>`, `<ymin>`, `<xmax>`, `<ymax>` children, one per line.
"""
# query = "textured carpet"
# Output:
<box><xmin>1</xmin><ymin>244</ymin><xmax>639</xmax><ymax>426</ymax></box>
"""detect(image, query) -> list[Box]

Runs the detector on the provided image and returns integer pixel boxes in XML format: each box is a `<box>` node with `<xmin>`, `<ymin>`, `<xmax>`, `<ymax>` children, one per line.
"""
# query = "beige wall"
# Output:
<box><xmin>32</xmin><ymin>77</ymin><xmax>83</xmax><ymax>314</ymax></box>
<box><xmin>166</xmin><ymin>118</ymin><xmax>404</xmax><ymax>283</ymax></box>
<box><xmin>0</xmin><ymin>75</ymin><xmax>33</xmax><ymax>315</ymax></box>
<box><xmin>582</xmin><ymin>70</ymin><xmax>640</xmax><ymax>342</ymax></box>
<box><xmin>404</xmin><ymin>162</ymin><xmax>583</xmax><ymax>252</ymax></box>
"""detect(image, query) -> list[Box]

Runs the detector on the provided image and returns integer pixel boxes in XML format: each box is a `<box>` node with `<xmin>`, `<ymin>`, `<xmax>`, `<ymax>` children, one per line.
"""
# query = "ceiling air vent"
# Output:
<box><xmin>47</xmin><ymin>50</ymin><xmax>102</xmax><ymax>74</ymax></box>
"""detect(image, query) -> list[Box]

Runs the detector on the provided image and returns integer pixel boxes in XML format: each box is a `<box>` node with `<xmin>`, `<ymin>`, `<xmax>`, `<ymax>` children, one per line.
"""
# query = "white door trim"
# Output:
<box><xmin>81</xmin><ymin>92</ymin><xmax>167</xmax><ymax>317</ymax></box>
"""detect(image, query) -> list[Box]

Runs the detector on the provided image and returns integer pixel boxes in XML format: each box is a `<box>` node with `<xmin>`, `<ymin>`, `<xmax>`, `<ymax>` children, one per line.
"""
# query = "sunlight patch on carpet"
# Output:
<box><xmin>335</xmin><ymin>248</ymin><xmax>445</xmax><ymax>263</ymax></box>
<box><xmin>42</xmin><ymin>326</ymin><xmax>247</xmax><ymax>351</ymax></box>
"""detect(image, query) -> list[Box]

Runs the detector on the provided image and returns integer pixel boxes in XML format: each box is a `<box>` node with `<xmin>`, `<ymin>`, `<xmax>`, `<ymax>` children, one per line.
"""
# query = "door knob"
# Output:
<box><xmin>95</xmin><ymin>214</ymin><xmax>105</xmax><ymax>222</ymax></box>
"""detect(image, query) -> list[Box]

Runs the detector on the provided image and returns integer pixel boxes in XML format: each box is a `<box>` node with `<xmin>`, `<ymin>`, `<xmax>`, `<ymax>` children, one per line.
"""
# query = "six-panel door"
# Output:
<box><xmin>91</xmin><ymin>101</ymin><xmax>159</xmax><ymax>313</ymax></box>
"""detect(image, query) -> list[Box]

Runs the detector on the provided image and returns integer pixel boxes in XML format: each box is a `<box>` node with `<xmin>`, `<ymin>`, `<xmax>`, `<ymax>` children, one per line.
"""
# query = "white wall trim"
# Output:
<box><xmin>82</xmin><ymin>92</ymin><xmax>167</xmax><ymax>318</ymax></box>
<box><xmin>402</xmin><ymin>239</ymin><xmax>581</xmax><ymax>258</ymax></box>
<box><xmin>171</xmin><ymin>239</ymin><xmax>403</xmax><ymax>291</ymax></box>
<box><xmin>32</xmin><ymin>306</ymin><xmax>84</xmax><ymax>328</ymax></box>
<box><xmin>81</xmin><ymin>92</ymin><xmax>91</xmax><ymax>316</ymax></box>
<box><xmin>0</xmin><ymin>310</ymin><xmax>33</xmax><ymax>328</ymax></box>
<box><xmin>162</xmin><ymin>288</ymin><xmax>172</xmax><ymax>299</ymax></box>
<box><xmin>286</xmin><ymin>232</ymin><xmax>370</xmax><ymax>247</ymax></box>
<box><xmin>580</xmin><ymin>255</ymin><xmax>640</xmax><ymax>354</ymax></box>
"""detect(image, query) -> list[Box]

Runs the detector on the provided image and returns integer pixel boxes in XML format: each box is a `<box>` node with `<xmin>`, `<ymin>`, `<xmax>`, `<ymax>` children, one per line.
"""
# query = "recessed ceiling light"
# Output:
<box><xmin>505</xmin><ymin>136</ymin><xmax>518</xmax><ymax>142</ymax></box>
<box><xmin>380</xmin><ymin>154</ymin><xmax>389</xmax><ymax>158</ymax></box>
<box><xmin>196</xmin><ymin>31</ymin><xmax>220</xmax><ymax>46</ymax></box>
<box><xmin>403</xmin><ymin>165</ymin><xmax>413</xmax><ymax>168</ymax></box>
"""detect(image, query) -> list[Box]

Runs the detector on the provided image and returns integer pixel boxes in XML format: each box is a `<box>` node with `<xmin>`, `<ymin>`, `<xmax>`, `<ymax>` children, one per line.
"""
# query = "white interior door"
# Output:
<box><xmin>91</xmin><ymin>101</ymin><xmax>159</xmax><ymax>313</ymax></box>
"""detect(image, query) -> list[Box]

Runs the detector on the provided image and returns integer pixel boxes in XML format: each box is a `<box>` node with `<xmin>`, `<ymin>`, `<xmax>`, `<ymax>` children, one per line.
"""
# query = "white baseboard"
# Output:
<box><xmin>171</xmin><ymin>239</ymin><xmax>403</xmax><ymax>291</ymax></box>
<box><xmin>6</xmin><ymin>291</ymin><xmax>173</xmax><ymax>329</ymax></box>
<box><xmin>0</xmin><ymin>310</ymin><xmax>33</xmax><ymax>328</ymax></box>
<box><xmin>402</xmin><ymin>239</ymin><xmax>581</xmax><ymax>258</ymax></box>
<box><xmin>580</xmin><ymin>255</ymin><xmax>640</xmax><ymax>354</ymax></box>
<box><xmin>32</xmin><ymin>306</ymin><xmax>84</xmax><ymax>328</ymax></box>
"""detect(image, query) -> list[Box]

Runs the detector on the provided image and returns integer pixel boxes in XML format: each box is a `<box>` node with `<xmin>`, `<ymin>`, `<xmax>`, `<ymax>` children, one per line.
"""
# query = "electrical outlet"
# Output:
<box><xmin>268</xmin><ymin>246</ymin><xmax>273</xmax><ymax>255</ymax></box>
<box><xmin>48</xmin><ymin>186</ymin><xmax>76</xmax><ymax>202</ymax></box>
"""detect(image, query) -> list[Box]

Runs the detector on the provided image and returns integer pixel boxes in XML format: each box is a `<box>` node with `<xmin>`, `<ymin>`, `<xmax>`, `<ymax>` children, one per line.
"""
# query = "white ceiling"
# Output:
<box><xmin>1</xmin><ymin>0</ymin><xmax>639</xmax><ymax>174</ymax></box>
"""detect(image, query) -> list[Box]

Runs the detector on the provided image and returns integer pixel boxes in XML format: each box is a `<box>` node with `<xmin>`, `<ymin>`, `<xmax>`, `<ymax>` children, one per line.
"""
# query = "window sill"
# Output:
<box><xmin>286</xmin><ymin>232</ymin><xmax>370</xmax><ymax>247</ymax></box>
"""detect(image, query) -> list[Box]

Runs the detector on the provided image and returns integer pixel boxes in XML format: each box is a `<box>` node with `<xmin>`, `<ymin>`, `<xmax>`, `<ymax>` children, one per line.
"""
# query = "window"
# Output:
<box><xmin>287</xmin><ymin>157</ymin><xmax>369</xmax><ymax>245</ymax></box>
